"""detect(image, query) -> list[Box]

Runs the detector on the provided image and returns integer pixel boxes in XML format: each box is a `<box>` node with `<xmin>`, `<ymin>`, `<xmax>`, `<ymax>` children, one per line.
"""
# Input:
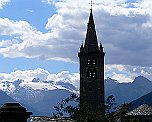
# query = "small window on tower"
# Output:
<box><xmin>87</xmin><ymin>58</ymin><xmax>91</xmax><ymax>65</ymax></box>
<box><xmin>87</xmin><ymin>68</ymin><xmax>97</xmax><ymax>78</ymax></box>
<box><xmin>92</xmin><ymin>72</ymin><xmax>96</xmax><ymax>78</ymax></box>
<box><xmin>87</xmin><ymin>68</ymin><xmax>92</xmax><ymax>78</ymax></box>
<box><xmin>92</xmin><ymin>68</ymin><xmax>97</xmax><ymax>78</ymax></box>
<box><xmin>87</xmin><ymin>58</ymin><xmax>97</xmax><ymax>65</ymax></box>
<box><xmin>92</xmin><ymin>58</ymin><xmax>97</xmax><ymax>65</ymax></box>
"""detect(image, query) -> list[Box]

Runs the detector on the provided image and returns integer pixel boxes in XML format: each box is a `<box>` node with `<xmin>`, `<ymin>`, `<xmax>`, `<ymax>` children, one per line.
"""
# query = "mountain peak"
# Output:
<box><xmin>105</xmin><ymin>77</ymin><xmax>119</xmax><ymax>84</ymax></box>
<box><xmin>105</xmin><ymin>77</ymin><xmax>119</xmax><ymax>91</ymax></box>
<box><xmin>133</xmin><ymin>76</ymin><xmax>151</xmax><ymax>84</ymax></box>
<box><xmin>32</xmin><ymin>78</ymin><xmax>40</xmax><ymax>83</ymax></box>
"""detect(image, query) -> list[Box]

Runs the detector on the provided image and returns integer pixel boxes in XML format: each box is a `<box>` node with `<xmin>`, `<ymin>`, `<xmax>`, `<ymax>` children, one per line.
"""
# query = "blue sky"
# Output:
<box><xmin>0</xmin><ymin>0</ymin><xmax>55</xmax><ymax>32</ymax></box>
<box><xmin>0</xmin><ymin>0</ymin><xmax>78</xmax><ymax>73</ymax></box>
<box><xmin>0</xmin><ymin>0</ymin><xmax>152</xmax><ymax>83</ymax></box>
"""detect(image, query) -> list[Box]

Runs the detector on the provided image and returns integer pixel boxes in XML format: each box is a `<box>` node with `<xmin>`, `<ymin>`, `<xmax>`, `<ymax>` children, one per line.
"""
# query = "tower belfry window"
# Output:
<box><xmin>92</xmin><ymin>58</ymin><xmax>97</xmax><ymax>65</ymax></box>
<box><xmin>87</xmin><ymin>58</ymin><xmax>97</xmax><ymax>65</ymax></box>
<box><xmin>87</xmin><ymin>68</ymin><xmax>97</xmax><ymax>78</ymax></box>
<box><xmin>87</xmin><ymin>58</ymin><xmax>91</xmax><ymax>65</ymax></box>
<box><xmin>92</xmin><ymin>68</ymin><xmax>97</xmax><ymax>78</ymax></box>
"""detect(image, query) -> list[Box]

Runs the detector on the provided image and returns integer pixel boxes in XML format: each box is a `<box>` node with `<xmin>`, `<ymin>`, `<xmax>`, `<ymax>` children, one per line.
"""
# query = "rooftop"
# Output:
<box><xmin>126</xmin><ymin>104</ymin><xmax>152</xmax><ymax>116</ymax></box>
<box><xmin>31</xmin><ymin>116</ymin><xmax>75</xmax><ymax>122</ymax></box>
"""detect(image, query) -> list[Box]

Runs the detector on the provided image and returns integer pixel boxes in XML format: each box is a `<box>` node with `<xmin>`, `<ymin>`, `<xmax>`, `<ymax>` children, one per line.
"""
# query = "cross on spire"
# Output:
<box><xmin>89</xmin><ymin>0</ymin><xmax>95</xmax><ymax>11</ymax></box>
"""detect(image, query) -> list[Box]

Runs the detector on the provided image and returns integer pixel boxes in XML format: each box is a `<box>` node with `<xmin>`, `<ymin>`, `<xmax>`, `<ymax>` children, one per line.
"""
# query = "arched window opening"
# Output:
<box><xmin>87</xmin><ymin>68</ymin><xmax>92</xmax><ymax>78</ymax></box>
<box><xmin>92</xmin><ymin>58</ymin><xmax>97</xmax><ymax>65</ymax></box>
<box><xmin>87</xmin><ymin>68</ymin><xmax>97</xmax><ymax>78</ymax></box>
<box><xmin>87</xmin><ymin>58</ymin><xmax>97</xmax><ymax>65</ymax></box>
<box><xmin>87</xmin><ymin>58</ymin><xmax>91</xmax><ymax>65</ymax></box>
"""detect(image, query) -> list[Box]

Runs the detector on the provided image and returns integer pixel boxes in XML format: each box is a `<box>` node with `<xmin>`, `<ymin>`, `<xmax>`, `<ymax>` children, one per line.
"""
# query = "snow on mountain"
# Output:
<box><xmin>0</xmin><ymin>78</ymin><xmax>77</xmax><ymax>115</ymax></box>
<box><xmin>1</xmin><ymin>78</ymin><xmax>77</xmax><ymax>101</ymax></box>
<box><xmin>0</xmin><ymin>68</ymin><xmax>80</xmax><ymax>115</ymax></box>
<box><xmin>0</xmin><ymin>68</ymin><xmax>79</xmax><ymax>103</ymax></box>
<box><xmin>0</xmin><ymin>68</ymin><xmax>79</xmax><ymax>90</ymax></box>
<box><xmin>1</xmin><ymin>68</ymin><xmax>152</xmax><ymax>115</ymax></box>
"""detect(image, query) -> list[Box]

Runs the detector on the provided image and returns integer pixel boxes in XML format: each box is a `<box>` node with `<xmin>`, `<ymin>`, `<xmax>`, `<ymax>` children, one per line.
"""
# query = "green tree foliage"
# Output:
<box><xmin>118</xmin><ymin>103</ymin><xmax>130</xmax><ymax>117</ymax></box>
<box><xmin>105</xmin><ymin>95</ymin><xmax>118</xmax><ymax>115</ymax></box>
<box><xmin>53</xmin><ymin>94</ymin><xmax>118</xmax><ymax>122</ymax></box>
<box><xmin>53</xmin><ymin>93</ymin><xmax>79</xmax><ymax>118</ymax></box>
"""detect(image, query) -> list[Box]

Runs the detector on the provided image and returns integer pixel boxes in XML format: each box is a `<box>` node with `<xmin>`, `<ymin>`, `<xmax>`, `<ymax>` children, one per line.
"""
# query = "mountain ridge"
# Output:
<box><xmin>130</xmin><ymin>91</ymin><xmax>152</xmax><ymax>110</ymax></box>
<box><xmin>106</xmin><ymin>76</ymin><xmax>152</xmax><ymax>104</ymax></box>
<box><xmin>0</xmin><ymin>75</ymin><xmax>152</xmax><ymax>116</ymax></box>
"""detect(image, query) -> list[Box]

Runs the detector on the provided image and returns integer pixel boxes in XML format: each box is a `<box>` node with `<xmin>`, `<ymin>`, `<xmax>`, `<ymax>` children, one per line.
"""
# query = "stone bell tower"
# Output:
<box><xmin>78</xmin><ymin>8</ymin><xmax>105</xmax><ymax>115</ymax></box>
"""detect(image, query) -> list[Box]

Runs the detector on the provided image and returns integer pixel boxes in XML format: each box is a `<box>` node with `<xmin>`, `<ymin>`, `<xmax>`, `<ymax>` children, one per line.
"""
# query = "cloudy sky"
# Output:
<box><xmin>0</xmin><ymin>0</ymin><xmax>152</xmax><ymax>83</ymax></box>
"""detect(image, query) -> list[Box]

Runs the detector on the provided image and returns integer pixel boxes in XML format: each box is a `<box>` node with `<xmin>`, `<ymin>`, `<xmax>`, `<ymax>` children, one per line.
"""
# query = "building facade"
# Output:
<box><xmin>123</xmin><ymin>104</ymin><xmax>152</xmax><ymax>122</ymax></box>
<box><xmin>0</xmin><ymin>103</ymin><xmax>32</xmax><ymax>122</ymax></box>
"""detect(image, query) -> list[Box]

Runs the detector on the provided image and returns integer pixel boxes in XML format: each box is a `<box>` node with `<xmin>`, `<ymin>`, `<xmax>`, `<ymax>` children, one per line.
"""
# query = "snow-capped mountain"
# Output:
<box><xmin>0</xmin><ymin>75</ymin><xmax>152</xmax><ymax>116</ymax></box>
<box><xmin>0</xmin><ymin>78</ymin><xmax>77</xmax><ymax>115</ymax></box>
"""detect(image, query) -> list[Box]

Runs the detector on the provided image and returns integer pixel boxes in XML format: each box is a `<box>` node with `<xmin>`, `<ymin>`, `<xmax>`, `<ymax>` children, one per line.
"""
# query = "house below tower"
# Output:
<box><xmin>0</xmin><ymin>103</ymin><xmax>32</xmax><ymax>122</ymax></box>
<box><xmin>108</xmin><ymin>104</ymin><xmax>152</xmax><ymax>122</ymax></box>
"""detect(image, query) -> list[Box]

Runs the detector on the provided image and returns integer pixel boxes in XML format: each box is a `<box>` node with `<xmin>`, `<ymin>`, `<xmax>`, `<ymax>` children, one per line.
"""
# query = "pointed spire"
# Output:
<box><xmin>88</xmin><ymin>0</ymin><xmax>94</xmax><ymax>25</ymax></box>
<box><xmin>88</xmin><ymin>9</ymin><xmax>94</xmax><ymax>25</ymax></box>
<box><xmin>84</xmin><ymin>9</ymin><xmax>99</xmax><ymax>52</ymax></box>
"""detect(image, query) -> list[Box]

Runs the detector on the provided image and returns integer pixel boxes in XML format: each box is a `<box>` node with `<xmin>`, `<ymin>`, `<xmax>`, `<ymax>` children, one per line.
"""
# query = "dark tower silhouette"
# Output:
<box><xmin>78</xmin><ymin>8</ymin><xmax>105</xmax><ymax>115</ymax></box>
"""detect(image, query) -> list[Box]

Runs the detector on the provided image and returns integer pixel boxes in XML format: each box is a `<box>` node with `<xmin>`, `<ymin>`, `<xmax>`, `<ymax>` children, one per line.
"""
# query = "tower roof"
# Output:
<box><xmin>84</xmin><ymin>9</ymin><xmax>99</xmax><ymax>52</ymax></box>
<box><xmin>88</xmin><ymin>9</ymin><xmax>94</xmax><ymax>25</ymax></box>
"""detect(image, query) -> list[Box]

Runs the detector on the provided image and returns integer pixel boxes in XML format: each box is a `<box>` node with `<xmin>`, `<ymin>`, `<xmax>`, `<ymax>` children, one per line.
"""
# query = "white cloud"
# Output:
<box><xmin>0</xmin><ymin>0</ymin><xmax>152</xmax><ymax>66</ymax></box>
<box><xmin>0</xmin><ymin>0</ymin><xmax>10</xmax><ymax>9</ymax></box>
<box><xmin>47</xmin><ymin>71</ymin><xmax>80</xmax><ymax>87</ymax></box>
<box><xmin>138</xmin><ymin>0</ymin><xmax>152</xmax><ymax>28</ymax></box>
<box><xmin>0</xmin><ymin>18</ymin><xmax>37</xmax><ymax>36</ymax></box>
<box><xmin>44</xmin><ymin>0</ymin><xmax>152</xmax><ymax>66</ymax></box>
<box><xmin>1</xmin><ymin>65</ymin><xmax>152</xmax><ymax>86</ymax></box>
<box><xmin>110</xmin><ymin>74</ymin><xmax>132</xmax><ymax>83</ymax></box>
<box><xmin>0</xmin><ymin>68</ymin><xmax>80</xmax><ymax>91</ymax></box>
<box><xmin>0</xmin><ymin>68</ymin><xmax>50</xmax><ymax>83</ymax></box>
<box><xmin>0</xmin><ymin>68</ymin><xmax>80</xmax><ymax>88</ymax></box>
<box><xmin>26</xmin><ymin>9</ymin><xmax>34</xmax><ymax>13</ymax></box>
<box><xmin>0</xmin><ymin>40</ymin><xmax>14</xmax><ymax>47</ymax></box>
<box><xmin>41</xmin><ymin>0</ymin><xmax>52</xmax><ymax>5</ymax></box>
<box><xmin>105</xmin><ymin>64</ymin><xmax>152</xmax><ymax>83</ymax></box>
<box><xmin>0</xmin><ymin>17</ymin><xmax>79</xmax><ymax>62</ymax></box>
<box><xmin>140</xmin><ymin>0</ymin><xmax>152</xmax><ymax>12</ymax></box>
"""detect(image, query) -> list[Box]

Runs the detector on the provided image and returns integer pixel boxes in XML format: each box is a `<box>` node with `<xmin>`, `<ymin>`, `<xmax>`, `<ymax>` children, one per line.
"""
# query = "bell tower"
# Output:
<box><xmin>78</xmin><ymin>8</ymin><xmax>105</xmax><ymax>115</ymax></box>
